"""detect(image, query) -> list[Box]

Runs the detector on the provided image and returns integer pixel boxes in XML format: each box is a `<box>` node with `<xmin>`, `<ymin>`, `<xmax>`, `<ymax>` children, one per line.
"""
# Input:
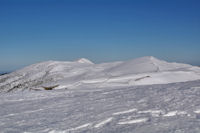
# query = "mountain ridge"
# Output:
<box><xmin>0</xmin><ymin>56</ymin><xmax>200</xmax><ymax>92</ymax></box>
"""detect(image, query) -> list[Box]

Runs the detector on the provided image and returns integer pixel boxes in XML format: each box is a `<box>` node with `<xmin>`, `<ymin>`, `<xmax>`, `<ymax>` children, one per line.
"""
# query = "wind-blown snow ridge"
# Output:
<box><xmin>0</xmin><ymin>56</ymin><xmax>200</xmax><ymax>92</ymax></box>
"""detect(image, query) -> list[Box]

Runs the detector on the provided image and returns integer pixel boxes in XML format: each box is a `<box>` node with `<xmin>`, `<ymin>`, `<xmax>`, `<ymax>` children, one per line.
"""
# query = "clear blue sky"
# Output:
<box><xmin>0</xmin><ymin>0</ymin><xmax>200</xmax><ymax>72</ymax></box>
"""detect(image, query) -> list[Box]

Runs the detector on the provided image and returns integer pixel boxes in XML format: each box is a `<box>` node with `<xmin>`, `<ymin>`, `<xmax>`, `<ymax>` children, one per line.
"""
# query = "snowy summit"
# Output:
<box><xmin>0</xmin><ymin>56</ymin><xmax>200</xmax><ymax>92</ymax></box>
<box><xmin>76</xmin><ymin>58</ymin><xmax>94</xmax><ymax>64</ymax></box>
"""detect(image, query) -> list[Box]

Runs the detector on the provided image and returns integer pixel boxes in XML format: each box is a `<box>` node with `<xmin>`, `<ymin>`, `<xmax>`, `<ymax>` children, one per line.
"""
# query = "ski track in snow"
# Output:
<box><xmin>94</xmin><ymin>117</ymin><xmax>113</xmax><ymax>128</ymax></box>
<box><xmin>113</xmin><ymin>108</ymin><xmax>137</xmax><ymax>115</ymax></box>
<box><xmin>163</xmin><ymin>111</ymin><xmax>188</xmax><ymax>117</ymax></box>
<box><xmin>68</xmin><ymin>123</ymin><xmax>92</xmax><ymax>131</ymax></box>
<box><xmin>138</xmin><ymin>109</ymin><xmax>164</xmax><ymax>117</ymax></box>
<box><xmin>118</xmin><ymin>118</ymin><xmax>149</xmax><ymax>125</ymax></box>
<box><xmin>2</xmin><ymin>109</ymin><xmax>44</xmax><ymax>118</ymax></box>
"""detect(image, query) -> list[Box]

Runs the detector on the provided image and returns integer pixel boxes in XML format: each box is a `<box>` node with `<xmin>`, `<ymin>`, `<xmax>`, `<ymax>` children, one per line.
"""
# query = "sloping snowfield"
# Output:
<box><xmin>1</xmin><ymin>80</ymin><xmax>200</xmax><ymax>133</ymax></box>
<box><xmin>1</xmin><ymin>56</ymin><xmax>200</xmax><ymax>133</ymax></box>
<box><xmin>1</xmin><ymin>56</ymin><xmax>200</xmax><ymax>93</ymax></box>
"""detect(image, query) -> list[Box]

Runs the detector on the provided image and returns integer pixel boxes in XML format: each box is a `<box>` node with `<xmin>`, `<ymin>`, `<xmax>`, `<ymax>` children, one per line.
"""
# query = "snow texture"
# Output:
<box><xmin>1</xmin><ymin>57</ymin><xmax>200</xmax><ymax>132</ymax></box>
<box><xmin>1</xmin><ymin>80</ymin><xmax>200</xmax><ymax>132</ymax></box>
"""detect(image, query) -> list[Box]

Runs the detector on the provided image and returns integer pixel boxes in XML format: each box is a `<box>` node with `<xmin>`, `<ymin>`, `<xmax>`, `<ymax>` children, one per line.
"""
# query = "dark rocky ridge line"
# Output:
<box><xmin>0</xmin><ymin>72</ymin><xmax>9</xmax><ymax>76</ymax></box>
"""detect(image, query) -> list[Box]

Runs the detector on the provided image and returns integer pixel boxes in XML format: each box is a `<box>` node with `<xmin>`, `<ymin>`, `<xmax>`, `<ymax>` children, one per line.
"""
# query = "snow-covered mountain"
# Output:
<box><xmin>1</xmin><ymin>56</ymin><xmax>200</xmax><ymax>92</ymax></box>
<box><xmin>1</xmin><ymin>57</ymin><xmax>200</xmax><ymax>133</ymax></box>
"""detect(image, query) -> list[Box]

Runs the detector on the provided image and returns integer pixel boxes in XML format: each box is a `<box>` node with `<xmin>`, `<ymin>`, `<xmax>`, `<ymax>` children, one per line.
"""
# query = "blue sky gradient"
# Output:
<box><xmin>0</xmin><ymin>0</ymin><xmax>200</xmax><ymax>72</ymax></box>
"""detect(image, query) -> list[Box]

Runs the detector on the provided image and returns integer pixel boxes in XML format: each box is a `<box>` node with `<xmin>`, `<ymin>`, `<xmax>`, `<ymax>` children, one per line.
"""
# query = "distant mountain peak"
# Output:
<box><xmin>136</xmin><ymin>56</ymin><xmax>160</xmax><ymax>61</ymax></box>
<box><xmin>148</xmin><ymin>56</ymin><xmax>157</xmax><ymax>60</ymax></box>
<box><xmin>76</xmin><ymin>58</ymin><xmax>94</xmax><ymax>64</ymax></box>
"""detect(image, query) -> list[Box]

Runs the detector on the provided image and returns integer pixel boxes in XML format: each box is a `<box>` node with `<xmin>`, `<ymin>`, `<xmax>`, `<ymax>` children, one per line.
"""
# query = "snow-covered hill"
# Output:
<box><xmin>0</xmin><ymin>56</ymin><xmax>200</xmax><ymax>92</ymax></box>
<box><xmin>1</xmin><ymin>57</ymin><xmax>200</xmax><ymax>133</ymax></box>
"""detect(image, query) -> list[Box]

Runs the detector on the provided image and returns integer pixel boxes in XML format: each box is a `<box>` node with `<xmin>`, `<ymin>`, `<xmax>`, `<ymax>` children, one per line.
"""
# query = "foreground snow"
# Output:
<box><xmin>1</xmin><ymin>80</ymin><xmax>200</xmax><ymax>132</ymax></box>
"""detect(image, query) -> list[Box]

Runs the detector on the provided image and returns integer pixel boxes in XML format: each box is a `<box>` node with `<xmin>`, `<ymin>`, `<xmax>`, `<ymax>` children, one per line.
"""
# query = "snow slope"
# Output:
<box><xmin>1</xmin><ymin>57</ymin><xmax>200</xmax><ymax>132</ymax></box>
<box><xmin>1</xmin><ymin>80</ymin><xmax>200</xmax><ymax>133</ymax></box>
<box><xmin>0</xmin><ymin>56</ymin><xmax>200</xmax><ymax>92</ymax></box>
